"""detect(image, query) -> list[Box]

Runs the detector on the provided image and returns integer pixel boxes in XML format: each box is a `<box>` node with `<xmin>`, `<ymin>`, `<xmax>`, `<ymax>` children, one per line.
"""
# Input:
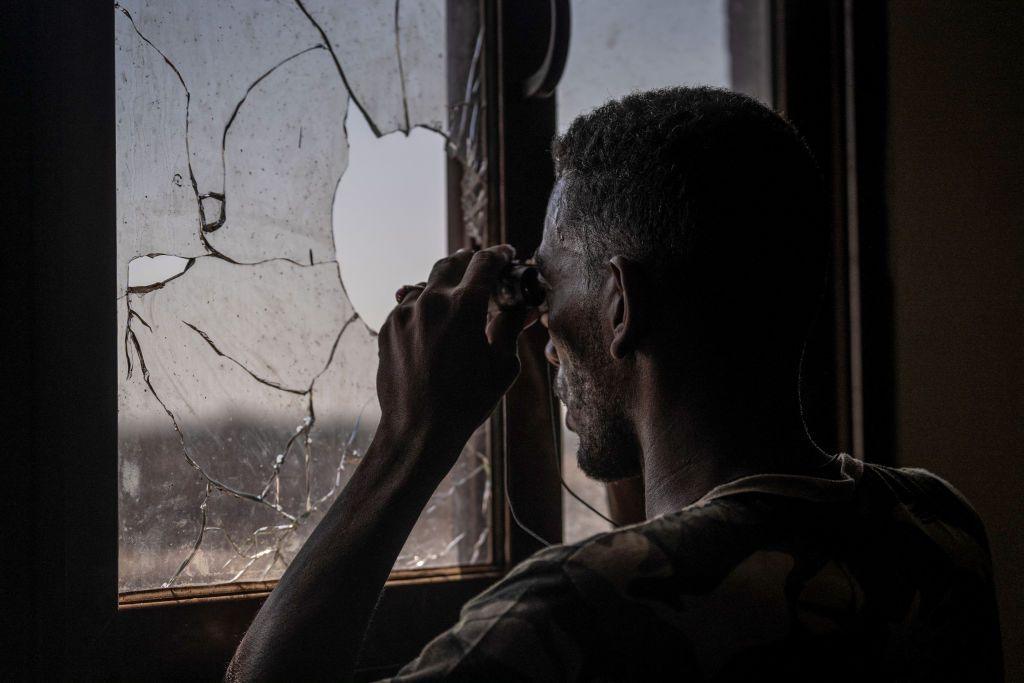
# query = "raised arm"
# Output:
<box><xmin>226</xmin><ymin>245</ymin><xmax>531</xmax><ymax>682</ymax></box>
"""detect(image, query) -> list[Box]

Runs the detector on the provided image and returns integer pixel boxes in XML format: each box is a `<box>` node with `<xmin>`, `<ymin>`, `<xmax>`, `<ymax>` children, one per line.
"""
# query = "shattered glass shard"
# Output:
<box><xmin>116</xmin><ymin>1</ymin><xmax>492</xmax><ymax>592</ymax></box>
<box><xmin>115</xmin><ymin>9</ymin><xmax>201</xmax><ymax>295</ymax></box>
<box><xmin>199</xmin><ymin>194</ymin><xmax>225</xmax><ymax>233</ymax></box>
<box><xmin>207</xmin><ymin>46</ymin><xmax>347</xmax><ymax>264</ymax></box>
<box><xmin>299</xmin><ymin>0</ymin><xmax>405</xmax><ymax>135</ymax></box>
<box><xmin>116</xmin><ymin>0</ymin><xmax>320</xmax><ymax>197</ymax></box>
<box><xmin>395</xmin><ymin>0</ymin><xmax>448</xmax><ymax>133</ymax></box>
<box><xmin>133</xmin><ymin>258</ymin><xmax>352</xmax><ymax>401</ymax></box>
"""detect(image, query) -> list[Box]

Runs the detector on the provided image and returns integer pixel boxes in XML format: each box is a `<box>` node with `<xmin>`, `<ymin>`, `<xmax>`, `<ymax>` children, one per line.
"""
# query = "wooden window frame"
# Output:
<box><xmin>7</xmin><ymin>0</ymin><xmax>889</xmax><ymax>678</ymax></box>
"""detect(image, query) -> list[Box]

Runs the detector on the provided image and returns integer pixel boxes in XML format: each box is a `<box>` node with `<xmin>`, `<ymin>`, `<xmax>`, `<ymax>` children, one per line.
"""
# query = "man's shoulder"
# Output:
<box><xmin>457</xmin><ymin>505</ymin><xmax>727</xmax><ymax>616</ymax></box>
<box><xmin>860</xmin><ymin>460</ymin><xmax>992</xmax><ymax>550</ymax></box>
<box><xmin>464</xmin><ymin>459</ymin><xmax>996</xmax><ymax>621</ymax></box>
<box><xmin>558</xmin><ymin>498</ymin><xmax>783</xmax><ymax>608</ymax></box>
<box><xmin>436</xmin><ymin>508</ymin><xmax>752</xmax><ymax>679</ymax></box>
<box><xmin>470</xmin><ymin>497</ymin><xmax>762</xmax><ymax>618</ymax></box>
<box><xmin>396</xmin><ymin>467</ymin><xmax>1001</xmax><ymax>681</ymax></box>
<box><xmin>495</xmin><ymin>462</ymin><xmax>992</xmax><ymax>598</ymax></box>
<box><xmin>498</xmin><ymin>463</ymin><xmax>996</xmax><ymax>616</ymax></box>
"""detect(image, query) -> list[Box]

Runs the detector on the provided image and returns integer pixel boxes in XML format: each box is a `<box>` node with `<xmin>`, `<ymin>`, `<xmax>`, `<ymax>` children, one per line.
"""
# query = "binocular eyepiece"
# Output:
<box><xmin>494</xmin><ymin>262</ymin><xmax>545</xmax><ymax>310</ymax></box>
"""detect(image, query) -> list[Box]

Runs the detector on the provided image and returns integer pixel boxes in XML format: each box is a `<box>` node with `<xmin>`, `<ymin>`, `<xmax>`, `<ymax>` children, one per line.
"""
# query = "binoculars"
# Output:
<box><xmin>494</xmin><ymin>262</ymin><xmax>546</xmax><ymax>310</ymax></box>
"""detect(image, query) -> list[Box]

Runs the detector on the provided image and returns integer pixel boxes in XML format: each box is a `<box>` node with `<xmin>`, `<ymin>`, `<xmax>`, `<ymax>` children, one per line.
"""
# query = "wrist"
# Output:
<box><xmin>367</xmin><ymin>416</ymin><xmax>466</xmax><ymax>486</ymax></box>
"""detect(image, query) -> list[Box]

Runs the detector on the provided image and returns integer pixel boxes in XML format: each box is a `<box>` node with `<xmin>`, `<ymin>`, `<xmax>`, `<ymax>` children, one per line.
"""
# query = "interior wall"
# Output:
<box><xmin>886</xmin><ymin>1</ymin><xmax>1023</xmax><ymax>677</ymax></box>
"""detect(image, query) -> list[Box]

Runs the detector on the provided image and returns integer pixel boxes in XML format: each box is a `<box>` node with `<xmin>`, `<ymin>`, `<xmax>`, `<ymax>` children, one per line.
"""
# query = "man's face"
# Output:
<box><xmin>534</xmin><ymin>180</ymin><xmax>641</xmax><ymax>482</ymax></box>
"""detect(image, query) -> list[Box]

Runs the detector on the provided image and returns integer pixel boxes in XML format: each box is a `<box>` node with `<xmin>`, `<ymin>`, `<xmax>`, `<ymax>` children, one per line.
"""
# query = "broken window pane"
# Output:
<box><xmin>116</xmin><ymin>0</ymin><xmax>491</xmax><ymax>593</ymax></box>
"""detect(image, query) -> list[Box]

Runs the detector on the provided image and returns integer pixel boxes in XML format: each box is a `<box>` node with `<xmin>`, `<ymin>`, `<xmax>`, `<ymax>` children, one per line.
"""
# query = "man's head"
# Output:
<box><xmin>535</xmin><ymin>87</ymin><xmax>827</xmax><ymax>481</ymax></box>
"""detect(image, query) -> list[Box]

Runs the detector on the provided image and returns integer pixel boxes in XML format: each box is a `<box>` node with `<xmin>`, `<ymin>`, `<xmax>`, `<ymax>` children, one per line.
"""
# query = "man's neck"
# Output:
<box><xmin>638</xmin><ymin>413</ymin><xmax>759</xmax><ymax>518</ymax></box>
<box><xmin>633</xmin><ymin>364</ymin><xmax>828</xmax><ymax>518</ymax></box>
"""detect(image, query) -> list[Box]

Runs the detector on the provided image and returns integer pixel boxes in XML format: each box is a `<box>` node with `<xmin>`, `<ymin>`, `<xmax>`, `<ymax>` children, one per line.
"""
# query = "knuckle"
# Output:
<box><xmin>427</xmin><ymin>261</ymin><xmax>449</xmax><ymax>280</ymax></box>
<box><xmin>430</xmin><ymin>253</ymin><xmax>459</xmax><ymax>272</ymax></box>
<box><xmin>471</xmin><ymin>250</ymin><xmax>501</xmax><ymax>268</ymax></box>
<box><xmin>416</xmin><ymin>290</ymin><xmax>449</xmax><ymax>317</ymax></box>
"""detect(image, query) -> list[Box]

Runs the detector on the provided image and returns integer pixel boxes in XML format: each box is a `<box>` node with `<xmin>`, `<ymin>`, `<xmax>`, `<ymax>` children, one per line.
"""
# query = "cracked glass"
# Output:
<box><xmin>116</xmin><ymin>0</ymin><xmax>492</xmax><ymax>593</ymax></box>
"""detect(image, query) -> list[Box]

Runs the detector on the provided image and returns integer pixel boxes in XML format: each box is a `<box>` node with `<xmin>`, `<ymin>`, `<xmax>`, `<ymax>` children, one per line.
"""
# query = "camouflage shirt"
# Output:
<box><xmin>388</xmin><ymin>455</ymin><xmax>1002</xmax><ymax>681</ymax></box>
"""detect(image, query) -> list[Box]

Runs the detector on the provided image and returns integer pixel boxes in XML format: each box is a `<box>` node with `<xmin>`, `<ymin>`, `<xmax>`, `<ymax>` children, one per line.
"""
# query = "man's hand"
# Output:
<box><xmin>377</xmin><ymin>245</ymin><xmax>532</xmax><ymax>468</ymax></box>
<box><xmin>227</xmin><ymin>244</ymin><xmax>536</xmax><ymax>683</ymax></box>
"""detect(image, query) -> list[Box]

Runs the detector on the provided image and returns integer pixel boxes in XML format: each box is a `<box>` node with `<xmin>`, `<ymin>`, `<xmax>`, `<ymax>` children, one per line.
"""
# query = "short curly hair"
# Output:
<box><xmin>551</xmin><ymin>86</ymin><xmax>828</xmax><ymax>345</ymax></box>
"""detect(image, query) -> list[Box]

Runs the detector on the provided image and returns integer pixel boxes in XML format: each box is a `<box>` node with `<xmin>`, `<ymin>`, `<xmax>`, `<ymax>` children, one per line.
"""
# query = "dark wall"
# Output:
<box><xmin>887</xmin><ymin>1</ymin><xmax>1023</xmax><ymax>676</ymax></box>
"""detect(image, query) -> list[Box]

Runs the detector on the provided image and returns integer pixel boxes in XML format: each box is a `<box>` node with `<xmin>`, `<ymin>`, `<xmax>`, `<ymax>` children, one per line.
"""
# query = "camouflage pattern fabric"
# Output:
<box><xmin>386</xmin><ymin>455</ymin><xmax>1002</xmax><ymax>681</ymax></box>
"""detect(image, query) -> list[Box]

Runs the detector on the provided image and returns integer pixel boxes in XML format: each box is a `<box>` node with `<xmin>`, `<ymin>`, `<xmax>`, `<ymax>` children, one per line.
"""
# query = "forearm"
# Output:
<box><xmin>227</xmin><ymin>245</ymin><xmax>524</xmax><ymax>681</ymax></box>
<box><xmin>227</xmin><ymin>425</ymin><xmax>459</xmax><ymax>682</ymax></box>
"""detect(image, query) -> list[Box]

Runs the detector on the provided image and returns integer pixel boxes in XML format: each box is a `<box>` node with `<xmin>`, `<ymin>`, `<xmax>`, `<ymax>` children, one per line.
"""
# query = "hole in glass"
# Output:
<box><xmin>333</xmin><ymin>106</ymin><xmax>447</xmax><ymax>332</ymax></box>
<box><xmin>127</xmin><ymin>254</ymin><xmax>193</xmax><ymax>290</ymax></box>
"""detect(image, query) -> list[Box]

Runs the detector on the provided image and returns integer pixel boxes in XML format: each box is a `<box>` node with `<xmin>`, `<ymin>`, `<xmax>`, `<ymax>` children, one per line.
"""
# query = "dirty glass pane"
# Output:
<box><xmin>557</xmin><ymin>0</ymin><xmax>771</xmax><ymax>541</ymax></box>
<box><xmin>116</xmin><ymin>0</ymin><xmax>491</xmax><ymax>593</ymax></box>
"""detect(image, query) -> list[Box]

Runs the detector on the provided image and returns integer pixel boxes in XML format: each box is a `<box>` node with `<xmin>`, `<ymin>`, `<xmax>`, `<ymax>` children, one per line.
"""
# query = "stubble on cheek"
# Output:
<box><xmin>555</xmin><ymin>352</ymin><xmax>587</xmax><ymax>414</ymax></box>
<box><xmin>553</xmin><ymin>334</ymin><xmax>642</xmax><ymax>482</ymax></box>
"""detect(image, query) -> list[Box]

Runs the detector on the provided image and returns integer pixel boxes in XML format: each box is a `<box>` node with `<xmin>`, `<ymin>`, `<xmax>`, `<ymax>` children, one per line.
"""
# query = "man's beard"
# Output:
<box><xmin>555</xmin><ymin>345</ymin><xmax>641</xmax><ymax>482</ymax></box>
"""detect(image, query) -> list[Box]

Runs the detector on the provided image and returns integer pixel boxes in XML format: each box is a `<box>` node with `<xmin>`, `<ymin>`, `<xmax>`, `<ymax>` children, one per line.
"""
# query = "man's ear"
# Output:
<box><xmin>606</xmin><ymin>255</ymin><xmax>648</xmax><ymax>359</ymax></box>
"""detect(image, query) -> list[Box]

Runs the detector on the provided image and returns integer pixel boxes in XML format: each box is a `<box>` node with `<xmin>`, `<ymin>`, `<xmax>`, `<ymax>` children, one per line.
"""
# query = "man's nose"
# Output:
<box><xmin>544</xmin><ymin>338</ymin><xmax>560</xmax><ymax>368</ymax></box>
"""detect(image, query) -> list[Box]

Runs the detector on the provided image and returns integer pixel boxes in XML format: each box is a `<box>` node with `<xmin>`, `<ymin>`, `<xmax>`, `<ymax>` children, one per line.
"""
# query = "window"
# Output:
<box><xmin>115</xmin><ymin>0</ymin><xmax>493</xmax><ymax>596</ymax></box>
<box><xmin>109</xmin><ymin>2</ymin><xmax>538</xmax><ymax>676</ymax></box>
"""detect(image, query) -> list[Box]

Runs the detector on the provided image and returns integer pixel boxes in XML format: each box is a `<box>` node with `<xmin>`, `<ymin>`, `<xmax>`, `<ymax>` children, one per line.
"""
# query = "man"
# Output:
<box><xmin>228</xmin><ymin>88</ymin><xmax>1002</xmax><ymax>681</ymax></box>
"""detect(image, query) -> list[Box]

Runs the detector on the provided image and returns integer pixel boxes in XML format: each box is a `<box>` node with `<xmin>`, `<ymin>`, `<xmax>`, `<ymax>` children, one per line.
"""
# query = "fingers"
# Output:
<box><xmin>395</xmin><ymin>282</ymin><xmax>427</xmax><ymax>304</ymax></box>
<box><xmin>405</xmin><ymin>244</ymin><xmax>517</xmax><ymax>317</ymax></box>
<box><xmin>426</xmin><ymin>248</ymin><xmax>475</xmax><ymax>288</ymax></box>
<box><xmin>456</xmin><ymin>245</ymin><xmax>515</xmax><ymax>311</ymax></box>
<box><xmin>464</xmin><ymin>245</ymin><xmax>515</xmax><ymax>288</ymax></box>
